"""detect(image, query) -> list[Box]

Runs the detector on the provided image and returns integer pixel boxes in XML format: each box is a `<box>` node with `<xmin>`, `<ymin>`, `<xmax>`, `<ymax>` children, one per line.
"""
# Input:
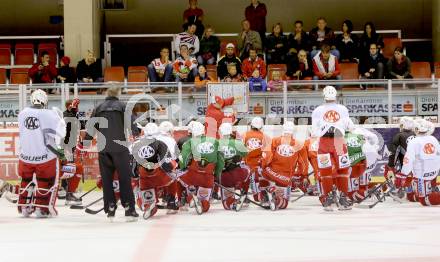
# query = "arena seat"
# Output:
<box><xmin>104</xmin><ymin>66</ymin><xmax>125</xmax><ymax>82</ymax></box>
<box><xmin>14</xmin><ymin>43</ymin><xmax>34</xmax><ymax>65</ymax></box>
<box><xmin>127</xmin><ymin>66</ymin><xmax>147</xmax><ymax>82</ymax></box>
<box><xmin>10</xmin><ymin>68</ymin><xmax>30</xmax><ymax>84</ymax></box>
<box><xmin>0</xmin><ymin>68</ymin><xmax>7</xmax><ymax>84</ymax></box>
<box><xmin>267</xmin><ymin>64</ymin><xmax>287</xmax><ymax>80</ymax></box>
<box><xmin>434</xmin><ymin>62</ymin><xmax>440</xmax><ymax>79</ymax></box>
<box><xmin>381</xmin><ymin>38</ymin><xmax>402</xmax><ymax>59</ymax></box>
<box><xmin>206</xmin><ymin>64</ymin><xmax>218</xmax><ymax>80</ymax></box>
<box><xmin>0</xmin><ymin>44</ymin><xmax>12</xmax><ymax>66</ymax></box>
<box><xmin>339</xmin><ymin>62</ymin><xmax>359</xmax><ymax>80</ymax></box>
<box><xmin>38</xmin><ymin>43</ymin><xmax>58</xmax><ymax>64</ymax></box>
<box><xmin>219</xmin><ymin>40</ymin><xmax>239</xmax><ymax>57</ymax></box>
<box><xmin>411</xmin><ymin>62</ymin><xmax>432</xmax><ymax>78</ymax></box>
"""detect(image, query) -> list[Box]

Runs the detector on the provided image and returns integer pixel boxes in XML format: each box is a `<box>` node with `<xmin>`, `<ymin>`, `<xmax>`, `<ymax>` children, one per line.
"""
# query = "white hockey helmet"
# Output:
<box><xmin>399</xmin><ymin>116</ymin><xmax>414</xmax><ymax>131</ymax></box>
<box><xmin>143</xmin><ymin>123</ymin><xmax>159</xmax><ymax>137</ymax></box>
<box><xmin>30</xmin><ymin>89</ymin><xmax>48</xmax><ymax>107</ymax></box>
<box><xmin>219</xmin><ymin>122</ymin><xmax>233</xmax><ymax>136</ymax></box>
<box><xmin>414</xmin><ymin>119</ymin><xmax>433</xmax><ymax>134</ymax></box>
<box><xmin>250</xmin><ymin>116</ymin><xmax>264</xmax><ymax>130</ymax></box>
<box><xmin>323</xmin><ymin>85</ymin><xmax>337</xmax><ymax>101</ymax></box>
<box><xmin>282</xmin><ymin>121</ymin><xmax>295</xmax><ymax>134</ymax></box>
<box><xmin>191</xmin><ymin>121</ymin><xmax>205</xmax><ymax>137</ymax></box>
<box><xmin>159</xmin><ymin>121</ymin><xmax>174</xmax><ymax>135</ymax></box>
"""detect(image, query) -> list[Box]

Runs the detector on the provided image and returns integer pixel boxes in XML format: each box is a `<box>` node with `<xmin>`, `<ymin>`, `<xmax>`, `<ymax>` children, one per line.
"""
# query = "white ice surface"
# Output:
<box><xmin>1</xmin><ymin>192</ymin><xmax>440</xmax><ymax>262</ymax></box>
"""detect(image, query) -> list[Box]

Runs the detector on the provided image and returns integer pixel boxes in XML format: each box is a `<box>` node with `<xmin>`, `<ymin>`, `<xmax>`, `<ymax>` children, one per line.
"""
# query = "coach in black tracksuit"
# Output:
<box><xmin>87</xmin><ymin>86</ymin><xmax>139</xmax><ymax>218</ymax></box>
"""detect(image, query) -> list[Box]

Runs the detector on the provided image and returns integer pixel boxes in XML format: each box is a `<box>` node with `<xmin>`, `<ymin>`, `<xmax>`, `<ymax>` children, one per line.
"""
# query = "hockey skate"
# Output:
<box><xmin>338</xmin><ymin>193</ymin><xmax>353</xmax><ymax>211</ymax></box>
<box><xmin>65</xmin><ymin>193</ymin><xmax>82</xmax><ymax>206</ymax></box>
<box><xmin>0</xmin><ymin>180</ymin><xmax>13</xmax><ymax>198</ymax></box>
<box><xmin>265</xmin><ymin>187</ymin><xmax>277</xmax><ymax>211</ymax></box>
<box><xmin>107</xmin><ymin>204</ymin><xmax>117</xmax><ymax>222</ymax></box>
<box><xmin>125</xmin><ymin>207</ymin><xmax>139</xmax><ymax>222</ymax></box>
<box><xmin>58</xmin><ymin>187</ymin><xmax>67</xmax><ymax>200</ymax></box>
<box><xmin>166</xmin><ymin>197</ymin><xmax>179</xmax><ymax>215</ymax></box>
<box><xmin>233</xmin><ymin>189</ymin><xmax>247</xmax><ymax>212</ymax></box>
<box><xmin>35</xmin><ymin>208</ymin><xmax>52</xmax><ymax>218</ymax></box>
<box><xmin>322</xmin><ymin>192</ymin><xmax>337</xmax><ymax>211</ymax></box>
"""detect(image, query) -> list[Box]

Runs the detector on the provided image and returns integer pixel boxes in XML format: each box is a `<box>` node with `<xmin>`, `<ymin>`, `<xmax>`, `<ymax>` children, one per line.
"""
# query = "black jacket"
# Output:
<box><xmin>358</xmin><ymin>53</ymin><xmax>387</xmax><ymax>75</ymax></box>
<box><xmin>57</xmin><ymin>66</ymin><xmax>77</xmax><ymax>83</ymax></box>
<box><xmin>335</xmin><ymin>34</ymin><xmax>359</xmax><ymax>61</ymax></box>
<box><xmin>133</xmin><ymin>137</ymin><xmax>174</xmax><ymax>173</ymax></box>
<box><xmin>76</xmin><ymin>59</ymin><xmax>102</xmax><ymax>81</ymax></box>
<box><xmin>287</xmin><ymin>31</ymin><xmax>311</xmax><ymax>52</ymax></box>
<box><xmin>217</xmin><ymin>55</ymin><xmax>242</xmax><ymax>79</ymax></box>
<box><xmin>63</xmin><ymin>109</ymin><xmax>78</xmax><ymax>146</ymax></box>
<box><xmin>388</xmin><ymin>130</ymin><xmax>415</xmax><ymax>169</ymax></box>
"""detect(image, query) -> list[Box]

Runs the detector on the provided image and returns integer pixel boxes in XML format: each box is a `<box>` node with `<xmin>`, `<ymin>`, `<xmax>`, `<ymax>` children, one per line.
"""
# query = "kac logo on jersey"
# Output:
<box><xmin>246</xmin><ymin>138</ymin><xmax>262</xmax><ymax>150</ymax></box>
<box><xmin>221</xmin><ymin>146</ymin><xmax>237</xmax><ymax>158</ymax></box>
<box><xmin>138</xmin><ymin>146</ymin><xmax>155</xmax><ymax>159</ymax></box>
<box><xmin>197</xmin><ymin>142</ymin><xmax>215</xmax><ymax>154</ymax></box>
<box><xmin>323</xmin><ymin>110</ymin><xmax>340</xmax><ymax>123</ymax></box>
<box><xmin>346</xmin><ymin>137</ymin><xmax>361</xmax><ymax>148</ymax></box>
<box><xmin>276</xmin><ymin>144</ymin><xmax>294</xmax><ymax>157</ymax></box>
<box><xmin>423</xmin><ymin>143</ymin><xmax>435</xmax><ymax>155</ymax></box>
<box><xmin>24</xmin><ymin>117</ymin><xmax>40</xmax><ymax>130</ymax></box>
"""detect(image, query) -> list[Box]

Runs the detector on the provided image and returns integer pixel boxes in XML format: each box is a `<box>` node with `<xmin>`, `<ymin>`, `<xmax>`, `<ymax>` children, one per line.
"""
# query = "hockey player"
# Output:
<box><xmin>311</xmin><ymin>86</ymin><xmax>352</xmax><ymax>211</ymax></box>
<box><xmin>344</xmin><ymin>129</ymin><xmax>367</xmax><ymax>202</ymax></box>
<box><xmin>205</xmin><ymin>95</ymin><xmax>238</xmax><ymax>138</ymax></box>
<box><xmin>399</xmin><ymin>119</ymin><xmax>440</xmax><ymax>206</ymax></box>
<box><xmin>217</xmin><ymin>123</ymin><xmax>249</xmax><ymax>211</ymax></box>
<box><xmin>261</xmin><ymin>121</ymin><xmax>305</xmax><ymax>210</ymax></box>
<box><xmin>178</xmin><ymin>121</ymin><xmax>219</xmax><ymax>213</ymax></box>
<box><xmin>134</xmin><ymin>123</ymin><xmax>177</xmax><ymax>219</ymax></box>
<box><xmin>17</xmin><ymin>89</ymin><xmax>66</xmax><ymax>217</ymax></box>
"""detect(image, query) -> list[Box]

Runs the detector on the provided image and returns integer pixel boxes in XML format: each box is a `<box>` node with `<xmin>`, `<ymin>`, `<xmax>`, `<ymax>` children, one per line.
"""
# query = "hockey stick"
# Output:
<box><xmin>214</xmin><ymin>182</ymin><xmax>270</xmax><ymax>210</ymax></box>
<box><xmin>85</xmin><ymin>207</ymin><xmax>104</xmax><ymax>214</ymax></box>
<box><xmin>290</xmin><ymin>192</ymin><xmax>306</xmax><ymax>203</ymax></box>
<box><xmin>70</xmin><ymin>197</ymin><xmax>103</xmax><ymax>210</ymax></box>
<box><xmin>356</xmin><ymin>194</ymin><xmax>386</xmax><ymax>209</ymax></box>
<box><xmin>78</xmin><ymin>186</ymin><xmax>97</xmax><ymax>200</ymax></box>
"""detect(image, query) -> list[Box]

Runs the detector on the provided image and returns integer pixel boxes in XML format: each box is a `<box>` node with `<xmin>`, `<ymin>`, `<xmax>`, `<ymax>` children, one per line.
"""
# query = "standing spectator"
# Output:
<box><xmin>245</xmin><ymin>0</ymin><xmax>267</xmax><ymax>46</ymax></box>
<box><xmin>238</xmin><ymin>19</ymin><xmax>263</xmax><ymax>60</ymax></box>
<box><xmin>195</xmin><ymin>64</ymin><xmax>216</xmax><ymax>91</ymax></box>
<box><xmin>335</xmin><ymin>20</ymin><xmax>359</xmax><ymax>62</ymax></box>
<box><xmin>217</xmin><ymin>43</ymin><xmax>242</xmax><ymax>79</ymax></box>
<box><xmin>265</xmin><ymin>23</ymin><xmax>288</xmax><ymax>64</ymax></box>
<box><xmin>359</xmin><ymin>22</ymin><xmax>384</xmax><ymax>58</ymax></box>
<box><xmin>309</xmin><ymin>17</ymin><xmax>339</xmax><ymax>59</ymax></box>
<box><xmin>241</xmin><ymin>48</ymin><xmax>267</xmax><ymax>79</ymax></box>
<box><xmin>175</xmin><ymin>19</ymin><xmax>200</xmax><ymax>56</ymax></box>
<box><xmin>28</xmin><ymin>51</ymin><xmax>57</xmax><ymax>85</ymax></box>
<box><xmin>197</xmin><ymin>26</ymin><xmax>220</xmax><ymax>65</ymax></box>
<box><xmin>86</xmin><ymin>86</ymin><xmax>138</xmax><ymax>220</ymax></box>
<box><xmin>183</xmin><ymin>0</ymin><xmax>204</xmax><ymax>38</ymax></box>
<box><xmin>248</xmin><ymin>69</ymin><xmax>267</xmax><ymax>92</ymax></box>
<box><xmin>76</xmin><ymin>50</ymin><xmax>103</xmax><ymax>83</ymax></box>
<box><xmin>358</xmin><ymin>43</ymin><xmax>386</xmax><ymax>89</ymax></box>
<box><xmin>173</xmin><ymin>44</ymin><xmax>198</xmax><ymax>82</ymax></box>
<box><xmin>57</xmin><ymin>56</ymin><xmax>76</xmax><ymax>83</ymax></box>
<box><xmin>148</xmin><ymin>47</ymin><xmax>173</xmax><ymax>82</ymax></box>
<box><xmin>287</xmin><ymin>49</ymin><xmax>313</xmax><ymax>80</ymax></box>
<box><xmin>312</xmin><ymin>44</ymin><xmax>342</xmax><ymax>81</ymax></box>
<box><xmin>387</xmin><ymin>47</ymin><xmax>412</xmax><ymax>79</ymax></box>
<box><xmin>267</xmin><ymin>70</ymin><xmax>284</xmax><ymax>91</ymax></box>
<box><xmin>287</xmin><ymin>20</ymin><xmax>311</xmax><ymax>55</ymax></box>
<box><xmin>222</xmin><ymin>64</ymin><xmax>245</xmax><ymax>82</ymax></box>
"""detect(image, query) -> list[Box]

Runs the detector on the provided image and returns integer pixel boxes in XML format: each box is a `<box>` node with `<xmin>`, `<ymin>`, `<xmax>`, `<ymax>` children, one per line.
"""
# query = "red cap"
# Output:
<box><xmin>61</xmin><ymin>56</ymin><xmax>71</xmax><ymax>65</ymax></box>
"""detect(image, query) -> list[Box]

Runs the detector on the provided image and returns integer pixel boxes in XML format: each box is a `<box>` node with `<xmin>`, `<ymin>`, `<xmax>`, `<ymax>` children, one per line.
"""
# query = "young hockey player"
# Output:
<box><xmin>17</xmin><ymin>89</ymin><xmax>66</xmax><ymax>217</ymax></box>
<box><xmin>344</xmin><ymin>129</ymin><xmax>367</xmax><ymax>202</ymax></box>
<box><xmin>311</xmin><ymin>86</ymin><xmax>352</xmax><ymax>211</ymax></box>
<box><xmin>217</xmin><ymin>123</ymin><xmax>249</xmax><ymax>211</ymax></box>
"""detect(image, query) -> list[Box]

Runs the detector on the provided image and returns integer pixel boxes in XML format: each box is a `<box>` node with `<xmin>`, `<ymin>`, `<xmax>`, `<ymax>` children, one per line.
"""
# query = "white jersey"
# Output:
<box><xmin>311</xmin><ymin>102</ymin><xmax>351</xmax><ymax>137</ymax></box>
<box><xmin>157</xmin><ymin>134</ymin><xmax>178</xmax><ymax>160</ymax></box>
<box><xmin>353</xmin><ymin>127</ymin><xmax>380</xmax><ymax>168</ymax></box>
<box><xmin>401</xmin><ymin>135</ymin><xmax>440</xmax><ymax>180</ymax></box>
<box><xmin>18</xmin><ymin>107</ymin><xmax>66</xmax><ymax>164</ymax></box>
<box><xmin>150</xmin><ymin>58</ymin><xmax>171</xmax><ymax>72</ymax></box>
<box><xmin>175</xmin><ymin>32</ymin><xmax>200</xmax><ymax>55</ymax></box>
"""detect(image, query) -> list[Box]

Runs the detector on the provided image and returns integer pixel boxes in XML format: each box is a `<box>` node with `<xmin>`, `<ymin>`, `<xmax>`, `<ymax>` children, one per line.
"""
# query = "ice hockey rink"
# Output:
<box><xmin>1</xmin><ymin>192</ymin><xmax>440</xmax><ymax>262</ymax></box>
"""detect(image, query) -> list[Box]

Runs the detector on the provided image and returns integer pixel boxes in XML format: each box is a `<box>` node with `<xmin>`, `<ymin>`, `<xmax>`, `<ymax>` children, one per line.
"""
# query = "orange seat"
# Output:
<box><xmin>38</xmin><ymin>43</ymin><xmax>58</xmax><ymax>64</ymax></box>
<box><xmin>433</xmin><ymin>62</ymin><xmax>440</xmax><ymax>79</ymax></box>
<box><xmin>219</xmin><ymin>40</ymin><xmax>239</xmax><ymax>57</ymax></box>
<box><xmin>411</xmin><ymin>62</ymin><xmax>432</xmax><ymax>78</ymax></box>
<box><xmin>0</xmin><ymin>44</ymin><xmax>12</xmax><ymax>66</ymax></box>
<box><xmin>15</xmin><ymin>43</ymin><xmax>34</xmax><ymax>65</ymax></box>
<box><xmin>0</xmin><ymin>68</ymin><xmax>6</xmax><ymax>84</ymax></box>
<box><xmin>339</xmin><ymin>62</ymin><xmax>359</xmax><ymax>80</ymax></box>
<box><xmin>104</xmin><ymin>66</ymin><xmax>125</xmax><ymax>82</ymax></box>
<box><xmin>10</xmin><ymin>68</ymin><xmax>30</xmax><ymax>84</ymax></box>
<box><xmin>127</xmin><ymin>66</ymin><xmax>147</xmax><ymax>82</ymax></box>
<box><xmin>206</xmin><ymin>64</ymin><xmax>218</xmax><ymax>80</ymax></box>
<box><xmin>382</xmin><ymin>38</ymin><xmax>402</xmax><ymax>59</ymax></box>
<box><xmin>267</xmin><ymin>64</ymin><xmax>287</xmax><ymax>80</ymax></box>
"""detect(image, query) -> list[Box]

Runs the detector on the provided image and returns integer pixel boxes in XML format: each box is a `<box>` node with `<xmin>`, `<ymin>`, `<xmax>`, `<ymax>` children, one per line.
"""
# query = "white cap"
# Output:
<box><xmin>323</xmin><ymin>86</ymin><xmax>337</xmax><ymax>101</ymax></box>
<box><xmin>191</xmin><ymin>121</ymin><xmax>205</xmax><ymax>137</ymax></box>
<box><xmin>226</xmin><ymin>43</ymin><xmax>235</xmax><ymax>49</ymax></box>
<box><xmin>187</xmin><ymin>121</ymin><xmax>197</xmax><ymax>133</ymax></box>
<box><xmin>414</xmin><ymin>119</ymin><xmax>433</xmax><ymax>134</ymax></box>
<box><xmin>282</xmin><ymin>121</ymin><xmax>295</xmax><ymax>134</ymax></box>
<box><xmin>250</xmin><ymin>117</ymin><xmax>264</xmax><ymax>129</ymax></box>
<box><xmin>219</xmin><ymin>123</ymin><xmax>233</xmax><ymax>136</ymax></box>
<box><xmin>30</xmin><ymin>89</ymin><xmax>48</xmax><ymax>107</ymax></box>
<box><xmin>159</xmin><ymin>121</ymin><xmax>174</xmax><ymax>134</ymax></box>
<box><xmin>399</xmin><ymin>117</ymin><xmax>414</xmax><ymax>131</ymax></box>
<box><xmin>143</xmin><ymin>123</ymin><xmax>159</xmax><ymax>137</ymax></box>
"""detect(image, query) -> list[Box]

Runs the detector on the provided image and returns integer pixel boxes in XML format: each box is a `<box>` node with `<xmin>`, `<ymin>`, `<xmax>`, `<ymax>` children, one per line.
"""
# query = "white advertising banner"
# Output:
<box><xmin>343</xmin><ymin>96</ymin><xmax>416</xmax><ymax>116</ymax></box>
<box><xmin>418</xmin><ymin>95</ymin><xmax>438</xmax><ymax>116</ymax></box>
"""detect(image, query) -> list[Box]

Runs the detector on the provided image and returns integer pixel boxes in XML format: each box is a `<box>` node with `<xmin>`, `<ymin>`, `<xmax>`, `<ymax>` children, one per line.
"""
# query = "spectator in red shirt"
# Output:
<box><xmin>28</xmin><ymin>51</ymin><xmax>57</xmax><ymax>87</ymax></box>
<box><xmin>312</xmin><ymin>44</ymin><xmax>342</xmax><ymax>81</ymax></box>
<box><xmin>241</xmin><ymin>48</ymin><xmax>267</xmax><ymax>79</ymax></box>
<box><xmin>245</xmin><ymin>0</ymin><xmax>267</xmax><ymax>46</ymax></box>
<box><xmin>183</xmin><ymin>0</ymin><xmax>204</xmax><ymax>38</ymax></box>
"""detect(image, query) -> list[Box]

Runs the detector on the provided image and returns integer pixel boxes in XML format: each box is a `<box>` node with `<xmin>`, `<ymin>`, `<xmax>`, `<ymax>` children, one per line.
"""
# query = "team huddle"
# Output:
<box><xmin>0</xmin><ymin>86</ymin><xmax>439</xmax><ymax>221</ymax></box>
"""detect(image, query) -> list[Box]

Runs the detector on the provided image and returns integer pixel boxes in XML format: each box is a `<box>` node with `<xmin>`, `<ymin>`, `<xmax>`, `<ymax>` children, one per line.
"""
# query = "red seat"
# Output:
<box><xmin>0</xmin><ymin>68</ymin><xmax>6</xmax><ymax>84</ymax></box>
<box><xmin>127</xmin><ymin>66</ymin><xmax>147</xmax><ymax>82</ymax></box>
<box><xmin>104</xmin><ymin>66</ymin><xmax>125</xmax><ymax>82</ymax></box>
<box><xmin>219</xmin><ymin>40</ymin><xmax>239</xmax><ymax>57</ymax></box>
<box><xmin>339</xmin><ymin>62</ymin><xmax>359</xmax><ymax>80</ymax></box>
<box><xmin>38</xmin><ymin>43</ymin><xmax>58</xmax><ymax>64</ymax></box>
<box><xmin>382</xmin><ymin>38</ymin><xmax>402</xmax><ymax>59</ymax></box>
<box><xmin>10</xmin><ymin>68</ymin><xmax>30</xmax><ymax>84</ymax></box>
<box><xmin>267</xmin><ymin>64</ymin><xmax>287</xmax><ymax>80</ymax></box>
<box><xmin>206</xmin><ymin>64</ymin><xmax>218</xmax><ymax>80</ymax></box>
<box><xmin>15</xmin><ymin>43</ymin><xmax>34</xmax><ymax>65</ymax></box>
<box><xmin>0</xmin><ymin>44</ymin><xmax>12</xmax><ymax>66</ymax></box>
<box><xmin>411</xmin><ymin>62</ymin><xmax>432</xmax><ymax>78</ymax></box>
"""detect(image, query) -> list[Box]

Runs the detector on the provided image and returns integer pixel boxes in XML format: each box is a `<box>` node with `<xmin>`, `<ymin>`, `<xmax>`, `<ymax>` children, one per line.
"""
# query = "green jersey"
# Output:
<box><xmin>179</xmin><ymin>135</ymin><xmax>219</xmax><ymax>171</ymax></box>
<box><xmin>216</xmin><ymin>137</ymin><xmax>249</xmax><ymax>178</ymax></box>
<box><xmin>345</xmin><ymin>132</ymin><xmax>366</xmax><ymax>166</ymax></box>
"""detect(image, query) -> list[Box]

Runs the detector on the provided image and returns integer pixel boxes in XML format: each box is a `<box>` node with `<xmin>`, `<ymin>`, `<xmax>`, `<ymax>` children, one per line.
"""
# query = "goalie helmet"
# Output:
<box><xmin>414</xmin><ymin>119</ymin><xmax>433</xmax><ymax>134</ymax></box>
<box><xmin>30</xmin><ymin>89</ymin><xmax>48</xmax><ymax>107</ymax></box>
<box><xmin>323</xmin><ymin>85</ymin><xmax>337</xmax><ymax>101</ymax></box>
<box><xmin>399</xmin><ymin>116</ymin><xmax>414</xmax><ymax>131</ymax></box>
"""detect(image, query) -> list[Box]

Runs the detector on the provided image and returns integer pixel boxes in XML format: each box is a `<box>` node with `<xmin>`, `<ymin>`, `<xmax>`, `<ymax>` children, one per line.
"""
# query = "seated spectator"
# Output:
<box><xmin>222</xmin><ymin>64</ymin><xmax>245</xmax><ymax>82</ymax></box>
<box><xmin>175</xmin><ymin>19</ymin><xmax>200</xmax><ymax>56</ymax></box>
<box><xmin>148</xmin><ymin>47</ymin><xmax>173</xmax><ymax>82</ymax></box>
<box><xmin>266</xmin><ymin>23</ymin><xmax>288</xmax><ymax>64</ymax></box>
<box><xmin>195</xmin><ymin>64</ymin><xmax>215</xmax><ymax>91</ymax></box>
<box><xmin>309</xmin><ymin>17</ymin><xmax>340</xmax><ymax>59</ymax></box>
<box><xmin>241</xmin><ymin>48</ymin><xmax>267</xmax><ymax>79</ymax></box>
<box><xmin>287</xmin><ymin>49</ymin><xmax>313</xmax><ymax>80</ymax></box>
<box><xmin>248</xmin><ymin>69</ymin><xmax>267</xmax><ymax>92</ymax></box>
<box><xmin>183</xmin><ymin>0</ymin><xmax>204</xmax><ymax>38</ymax></box>
<box><xmin>287</xmin><ymin>20</ymin><xmax>311</xmax><ymax>55</ymax></box>
<box><xmin>57</xmin><ymin>56</ymin><xmax>76</xmax><ymax>83</ymax></box>
<box><xmin>359</xmin><ymin>43</ymin><xmax>386</xmax><ymax>80</ymax></box>
<box><xmin>245</xmin><ymin>0</ymin><xmax>268</xmax><ymax>47</ymax></box>
<box><xmin>359</xmin><ymin>22</ymin><xmax>384</xmax><ymax>58</ymax></box>
<box><xmin>173</xmin><ymin>44</ymin><xmax>198</xmax><ymax>82</ymax></box>
<box><xmin>238</xmin><ymin>19</ymin><xmax>263</xmax><ymax>60</ymax></box>
<box><xmin>197</xmin><ymin>26</ymin><xmax>220</xmax><ymax>65</ymax></box>
<box><xmin>336</xmin><ymin>20</ymin><xmax>359</xmax><ymax>63</ymax></box>
<box><xmin>76</xmin><ymin>50</ymin><xmax>102</xmax><ymax>83</ymax></box>
<box><xmin>267</xmin><ymin>70</ymin><xmax>284</xmax><ymax>91</ymax></box>
<box><xmin>28</xmin><ymin>51</ymin><xmax>57</xmax><ymax>85</ymax></box>
<box><xmin>387</xmin><ymin>47</ymin><xmax>412</xmax><ymax>80</ymax></box>
<box><xmin>217</xmin><ymin>43</ymin><xmax>242</xmax><ymax>79</ymax></box>
<box><xmin>312</xmin><ymin>44</ymin><xmax>342</xmax><ymax>81</ymax></box>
